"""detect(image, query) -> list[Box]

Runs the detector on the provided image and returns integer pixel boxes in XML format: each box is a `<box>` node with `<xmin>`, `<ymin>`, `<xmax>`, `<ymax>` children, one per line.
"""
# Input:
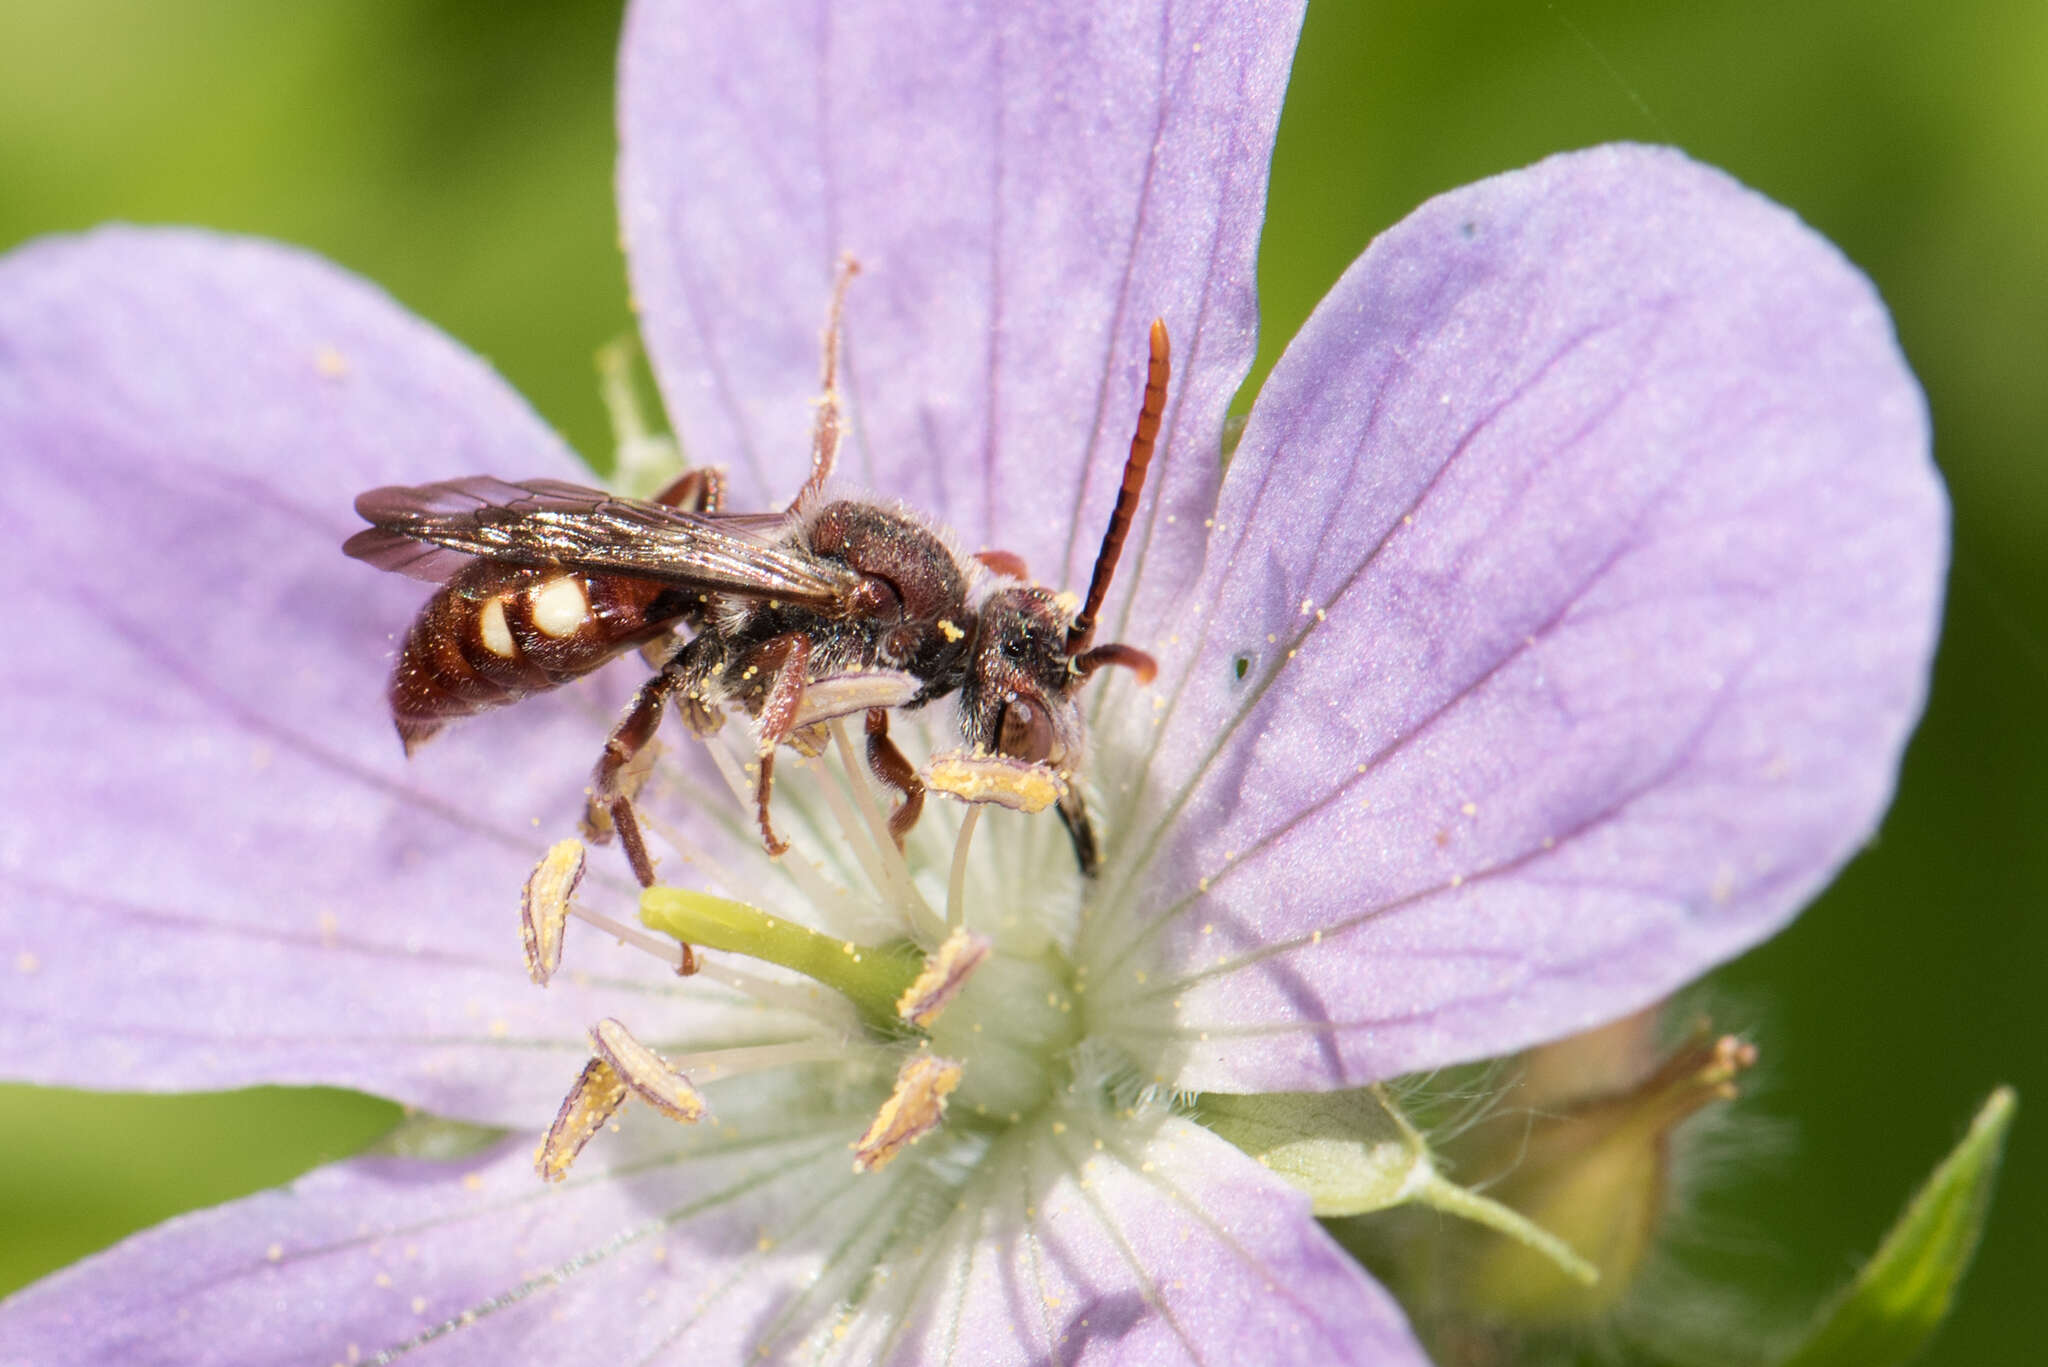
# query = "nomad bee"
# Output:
<box><xmin>346</xmin><ymin>268</ymin><xmax>1166</xmax><ymax>886</ymax></box>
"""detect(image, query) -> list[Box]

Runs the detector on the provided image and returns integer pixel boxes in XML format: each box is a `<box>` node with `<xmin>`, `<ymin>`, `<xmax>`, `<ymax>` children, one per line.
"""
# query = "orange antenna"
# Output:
<box><xmin>1067</xmin><ymin>318</ymin><xmax>1169</xmax><ymax>655</ymax></box>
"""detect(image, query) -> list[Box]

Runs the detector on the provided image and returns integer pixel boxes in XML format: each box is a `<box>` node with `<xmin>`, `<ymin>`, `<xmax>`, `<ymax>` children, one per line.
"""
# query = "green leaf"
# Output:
<box><xmin>1776</xmin><ymin>1086</ymin><xmax>2015</xmax><ymax>1367</ymax></box>
<box><xmin>1199</xmin><ymin>1084</ymin><xmax>1598</xmax><ymax>1286</ymax></box>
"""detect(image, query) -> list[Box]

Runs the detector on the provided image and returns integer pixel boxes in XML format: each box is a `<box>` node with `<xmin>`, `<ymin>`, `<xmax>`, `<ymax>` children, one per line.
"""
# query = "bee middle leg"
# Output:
<box><xmin>863</xmin><ymin>708</ymin><xmax>925</xmax><ymax>848</ymax></box>
<box><xmin>746</xmin><ymin>631</ymin><xmax>815</xmax><ymax>857</ymax></box>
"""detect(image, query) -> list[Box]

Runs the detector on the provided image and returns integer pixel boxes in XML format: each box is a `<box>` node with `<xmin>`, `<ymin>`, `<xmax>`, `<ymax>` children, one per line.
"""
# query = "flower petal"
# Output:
<box><xmin>0</xmin><ymin>1082</ymin><xmax>1422</xmax><ymax>1365</ymax></box>
<box><xmin>0</xmin><ymin>1073</ymin><xmax>890</xmax><ymax>1364</ymax></box>
<box><xmin>619</xmin><ymin>0</ymin><xmax>1301</xmax><ymax>643</ymax></box>
<box><xmin>0</xmin><ymin>229</ymin><xmax>776</xmax><ymax>1123</ymax></box>
<box><xmin>816</xmin><ymin>1114</ymin><xmax>1425</xmax><ymax>1365</ymax></box>
<box><xmin>1085</xmin><ymin>146</ymin><xmax>1945</xmax><ymax>1091</ymax></box>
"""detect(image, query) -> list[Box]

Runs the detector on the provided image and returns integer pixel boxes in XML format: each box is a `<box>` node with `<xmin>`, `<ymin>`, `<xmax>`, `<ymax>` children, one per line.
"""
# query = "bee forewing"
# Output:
<box><xmin>347</xmin><ymin>476</ymin><xmax>860</xmax><ymax>606</ymax></box>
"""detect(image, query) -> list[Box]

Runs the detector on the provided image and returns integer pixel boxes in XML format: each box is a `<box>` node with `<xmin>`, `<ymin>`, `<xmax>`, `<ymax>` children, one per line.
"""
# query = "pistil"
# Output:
<box><xmin>640</xmin><ymin>886</ymin><xmax>921</xmax><ymax>1035</ymax></box>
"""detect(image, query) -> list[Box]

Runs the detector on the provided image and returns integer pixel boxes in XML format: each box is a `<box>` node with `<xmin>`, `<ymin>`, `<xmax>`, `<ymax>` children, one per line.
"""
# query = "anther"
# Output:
<box><xmin>534</xmin><ymin>1018</ymin><xmax>706</xmax><ymax>1183</ymax></box>
<box><xmin>922</xmin><ymin>752</ymin><xmax>1068</xmax><ymax>813</ymax></box>
<box><xmin>590</xmin><ymin>1017</ymin><xmax>706</xmax><ymax>1123</ymax></box>
<box><xmin>852</xmin><ymin>1053</ymin><xmax>964</xmax><ymax>1173</ymax></box>
<box><xmin>520</xmin><ymin>838</ymin><xmax>584</xmax><ymax>986</ymax></box>
<box><xmin>535</xmin><ymin>1056</ymin><xmax>627</xmax><ymax>1182</ymax></box>
<box><xmin>896</xmin><ymin>928</ymin><xmax>992</xmax><ymax>1028</ymax></box>
<box><xmin>789</xmin><ymin>670</ymin><xmax>922</xmax><ymax>731</ymax></box>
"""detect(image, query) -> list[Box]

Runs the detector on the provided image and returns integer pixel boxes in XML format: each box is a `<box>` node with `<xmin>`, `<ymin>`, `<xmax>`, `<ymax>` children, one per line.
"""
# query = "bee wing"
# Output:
<box><xmin>344</xmin><ymin>476</ymin><xmax>857</xmax><ymax>605</ymax></box>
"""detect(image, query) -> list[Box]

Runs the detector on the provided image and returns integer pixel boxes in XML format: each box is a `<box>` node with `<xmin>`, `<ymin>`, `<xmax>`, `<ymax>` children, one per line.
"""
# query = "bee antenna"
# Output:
<box><xmin>1066</xmin><ymin>318</ymin><xmax>1169</xmax><ymax>655</ymax></box>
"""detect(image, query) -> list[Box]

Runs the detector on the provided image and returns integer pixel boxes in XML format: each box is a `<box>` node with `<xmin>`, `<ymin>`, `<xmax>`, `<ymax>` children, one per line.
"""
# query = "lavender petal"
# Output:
<box><xmin>618</xmin><ymin>0</ymin><xmax>1301</xmax><ymax>646</ymax></box>
<box><xmin>0</xmin><ymin>228</ymin><xmax>770</xmax><ymax>1124</ymax></box>
<box><xmin>1086</xmin><ymin>146</ymin><xmax>1945</xmax><ymax>1091</ymax></box>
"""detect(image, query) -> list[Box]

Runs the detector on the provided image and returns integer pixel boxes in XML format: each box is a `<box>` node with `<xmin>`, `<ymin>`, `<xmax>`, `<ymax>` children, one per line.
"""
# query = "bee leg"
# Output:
<box><xmin>972</xmin><ymin>549</ymin><xmax>1030</xmax><ymax>581</ymax></box>
<box><xmin>747</xmin><ymin>632</ymin><xmax>815</xmax><ymax>857</ymax></box>
<box><xmin>588</xmin><ymin>670</ymin><xmax>684</xmax><ymax>889</ymax></box>
<box><xmin>650</xmin><ymin>466</ymin><xmax>725</xmax><ymax>514</ymax></box>
<box><xmin>788</xmin><ymin>254</ymin><xmax>860</xmax><ymax>511</ymax></box>
<box><xmin>1056</xmin><ymin>787</ymin><xmax>1102</xmax><ymax>879</ymax></box>
<box><xmin>863</xmin><ymin>708</ymin><xmax>925</xmax><ymax>848</ymax></box>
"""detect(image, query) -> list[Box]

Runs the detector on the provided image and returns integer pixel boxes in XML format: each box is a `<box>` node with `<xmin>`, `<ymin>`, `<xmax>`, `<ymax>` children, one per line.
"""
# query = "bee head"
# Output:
<box><xmin>961</xmin><ymin>586</ymin><xmax>1155</xmax><ymax>770</ymax></box>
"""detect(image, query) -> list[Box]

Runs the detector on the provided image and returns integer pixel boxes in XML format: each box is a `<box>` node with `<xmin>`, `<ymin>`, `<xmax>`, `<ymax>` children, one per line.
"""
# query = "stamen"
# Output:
<box><xmin>807</xmin><ymin>742</ymin><xmax>907</xmax><ymax>912</ymax></box>
<box><xmin>923</xmin><ymin>752</ymin><xmax>1068</xmax><ymax>813</ymax></box>
<box><xmin>535</xmin><ymin>1056</ymin><xmax>627</xmax><ymax>1182</ymax></box>
<box><xmin>568</xmin><ymin>902</ymin><xmax>689</xmax><ymax>971</ymax></box>
<box><xmin>946</xmin><ymin>806</ymin><xmax>982</xmax><ymax>932</ymax></box>
<box><xmin>644</xmin><ymin>771</ymin><xmax>863</xmax><ymax>943</ymax></box>
<box><xmin>852</xmin><ymin>1053</ymin><xmax>964</xmax><ymax>1172</ymax></box>
<box><xmin>896</xmin><ymin>928</ymin><xmax>992</xmax><ymax>1028</ymax></box>
<box><xmin>520</xmin><ymin>838</ymin><xmax>584</xmax><ymax>986</ymax></box>
<box><xmin>827</xmin><ymin>721</ymin><xmax>940</xmax><ymax>938</ymax></box>
<box><xmin>590</xmin><ymin>1017</ymin><xmax>706</xmax><ymax>1123</ymax></box>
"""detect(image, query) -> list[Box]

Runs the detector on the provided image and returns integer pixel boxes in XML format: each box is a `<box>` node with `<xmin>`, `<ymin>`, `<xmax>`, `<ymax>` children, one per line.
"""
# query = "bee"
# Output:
<box><xmin>346</xmin><ymin>267</ymin><xmax>1166</xmax><ymax>886</ymax></box>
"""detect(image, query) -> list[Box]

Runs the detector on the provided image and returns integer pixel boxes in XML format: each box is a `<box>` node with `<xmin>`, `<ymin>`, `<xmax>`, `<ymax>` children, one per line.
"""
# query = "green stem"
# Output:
<box><xmin>640</xmin><ymin>887</ymin><xmax>920</xmax><ymax>1034</ymax></box>
<box><xmin>1412</xmin><ymin>1171</ymin><xmax>1601</xmax><ymax>1287</ymax></box>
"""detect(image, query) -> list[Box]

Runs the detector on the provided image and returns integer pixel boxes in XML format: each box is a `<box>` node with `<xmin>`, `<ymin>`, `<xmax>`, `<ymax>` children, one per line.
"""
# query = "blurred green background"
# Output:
<box><xmin>0</xmin><ymin>2</ymin><xmax>2038</xmax><ymax>1361</ymax></box>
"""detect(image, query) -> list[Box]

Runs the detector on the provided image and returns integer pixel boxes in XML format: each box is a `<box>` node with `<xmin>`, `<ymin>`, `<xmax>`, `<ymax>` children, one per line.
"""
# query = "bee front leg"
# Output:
<box><xmin>747</xmin><ymin>632</ymin><xmax>815</xmax><ymax>857</ymax></box>
<box><xmin>1056</xmin><ymin>787</ymin><xmax>1102</xmax><ymax>879</ymax></box>
<box><xmin>863</xmin><ymin>708</ymin><xmax>925</xmax><ymax>848</ymax></box>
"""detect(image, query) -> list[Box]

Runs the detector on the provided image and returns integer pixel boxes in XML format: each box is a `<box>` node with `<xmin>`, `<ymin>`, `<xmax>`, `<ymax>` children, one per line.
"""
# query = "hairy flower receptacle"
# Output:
<box><xmin>1444</xmin><ymin>1020</ymin><xmax>1758</xmax><ymax>1325</ymax></box>
<box><xmin>639</xmin><ymin>886</ymin><xmax>920</xmax><ymax>1034</ymax></box>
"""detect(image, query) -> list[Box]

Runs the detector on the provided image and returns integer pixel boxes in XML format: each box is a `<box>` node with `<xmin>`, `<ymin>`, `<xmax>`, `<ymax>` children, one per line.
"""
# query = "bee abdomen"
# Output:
<box><xmin>388</xmin><ymin>561</ymin><xmax>682</xmax><ymax>752</ymax></box>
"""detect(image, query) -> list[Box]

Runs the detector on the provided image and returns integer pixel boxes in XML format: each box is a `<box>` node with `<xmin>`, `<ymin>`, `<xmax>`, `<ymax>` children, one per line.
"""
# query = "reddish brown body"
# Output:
<box><xmin>388</xmin><ymin>561</ymin><xmax>691</xmax><ymax>753</ymax></box>
<box><xmin>347</xmin><ymin>272</ymin><xmax>1170</xmax><ymax>894</ymax></box>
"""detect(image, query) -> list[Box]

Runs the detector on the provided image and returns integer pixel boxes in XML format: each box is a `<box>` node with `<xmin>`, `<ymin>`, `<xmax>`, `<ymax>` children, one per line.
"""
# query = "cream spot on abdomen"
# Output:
<box><xmin>530</xmin><ymin>577</ymin><xmax>590</xmax><ymax>638</ymax></box>
<box><xmin>479</xmin><ymin>597</ymin><xmax>517</xmax><ymax>657</ymax></box>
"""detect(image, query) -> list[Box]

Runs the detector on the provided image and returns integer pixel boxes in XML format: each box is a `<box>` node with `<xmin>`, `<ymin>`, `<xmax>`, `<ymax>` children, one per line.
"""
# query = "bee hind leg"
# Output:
<box><xmin>587</xmin><ymin>671</ymin><xmax>684</xmax><ymax>889</ymax></box>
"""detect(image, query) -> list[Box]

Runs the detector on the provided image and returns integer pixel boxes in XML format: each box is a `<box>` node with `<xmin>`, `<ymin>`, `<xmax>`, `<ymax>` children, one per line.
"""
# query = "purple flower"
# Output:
<box><xmin>0</xmin><ymin>0</ymin><xmax>1942</xmax><ymax>1362</ymax></box>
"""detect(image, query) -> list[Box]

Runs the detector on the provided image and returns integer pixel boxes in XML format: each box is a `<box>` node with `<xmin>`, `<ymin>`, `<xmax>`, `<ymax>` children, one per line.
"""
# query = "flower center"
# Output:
<box><xmin>525</xmin><ymin>715</ymin><xmax>1093</xmax><ymax>1179</ymax></box>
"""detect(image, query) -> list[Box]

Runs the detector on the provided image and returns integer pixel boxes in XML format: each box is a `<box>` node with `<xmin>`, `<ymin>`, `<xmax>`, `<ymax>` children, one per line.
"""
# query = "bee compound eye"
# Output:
<box><xmin>996</xmin><ymin>697</ymin><xmax>1056</xmax><ymax>765</ymax></box>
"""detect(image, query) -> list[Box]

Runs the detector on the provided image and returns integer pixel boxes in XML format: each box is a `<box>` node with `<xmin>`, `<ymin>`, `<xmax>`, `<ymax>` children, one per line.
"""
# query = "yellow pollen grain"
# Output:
<box><xmin>936</xmin><ymin>618</ymin><xmax>965</xmax><ymax>643</ymax></box>
<box><xmin>1201</xmin><ymin>923</ymin><xmax>1213</xmax><ymax>934</ymax></box>
<box><xmin>373</xmin><ymin>1272</ymin><xmax>392</xmax><ymax>1288</ymax></box>
<box><xmin>462</xmin><ymin>1173</ymin><xmax>483</xmax><ymax>1191</ymax></box>
<box><xmin>1449</xmin><ymin>873</ymin><xmax>1464</xmax><ymax>887</ymax></box>
<box><xmin>411</xmin><ymin>1297</ymin><xmax>426</xmax><ymax>1314</ymax></box>
<box><xmin>1052</xmin><ymin>1121</ymin><xmax>1067</xmax><ymax>1134</ymax></box>
<box><xmin>14</xmin><ymin>952</ymin><xmax>38</xmax><ymax>975</ymax></box>
<box><xmin>266</xmin><ymin>1243</ymin><xmax>283</xmax><ymax>1262</ymax></box>
<box><xmin>488</xmin><ymin>1019</ymin><xmax>509</xmax><ymax>1038</ymax></box>
<box><xmin>1461</xmin><ymin>802</ymin><xmax>1477</xmax><ymax>816</ymax></box>
<box><xmin>1311</xmin><ymin>930</ymin><xmax>1322</xmax><ymax>944</ymax></box>
<box><xmin>314</xmin><ymin>346</ymin><xmax>349</xmax><ymax>377</ymax></box>
<box><xmin>757</xmin><ymin>1235</ymin><xmax>775</xmax><ymax>1253</ymax></box>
